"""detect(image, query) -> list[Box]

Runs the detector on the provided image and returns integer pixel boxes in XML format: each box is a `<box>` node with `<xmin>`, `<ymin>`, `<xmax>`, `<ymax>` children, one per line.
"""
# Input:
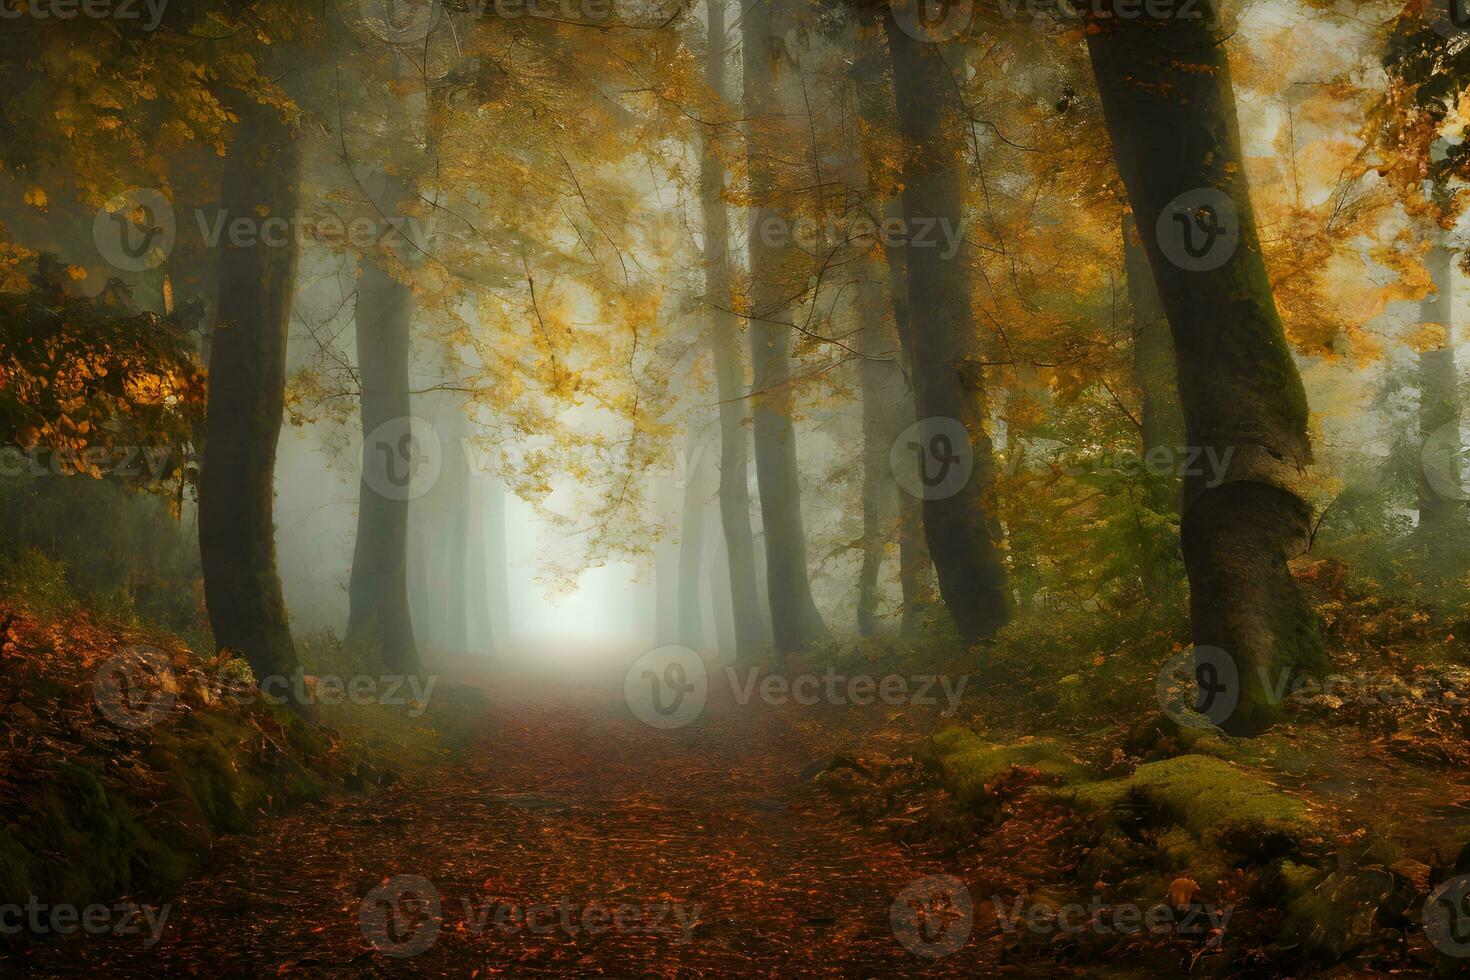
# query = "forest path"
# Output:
<box><xmin>24</xmin><ymin>651</ymin><xmax>1002</xmax><ymax>977</ymax></box>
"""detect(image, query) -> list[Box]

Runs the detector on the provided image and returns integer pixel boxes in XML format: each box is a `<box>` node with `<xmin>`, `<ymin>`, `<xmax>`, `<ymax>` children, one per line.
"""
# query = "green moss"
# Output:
<box><xmin>919</xmin><ymin>726</ymin><xmax>1082</xmax><ymax>809</ymax></box>
<box><xmin>1070</xmin><ymin>755</ymin><xmax>1317</xmax><ymax>862</ymax></box>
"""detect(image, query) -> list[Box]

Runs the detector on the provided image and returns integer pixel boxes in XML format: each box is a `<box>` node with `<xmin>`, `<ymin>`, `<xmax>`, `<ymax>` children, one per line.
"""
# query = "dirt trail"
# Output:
<box><xmin>21</xmin><ymin>654</ymin><xmax>995</xmax><ymax>977</ymax></box>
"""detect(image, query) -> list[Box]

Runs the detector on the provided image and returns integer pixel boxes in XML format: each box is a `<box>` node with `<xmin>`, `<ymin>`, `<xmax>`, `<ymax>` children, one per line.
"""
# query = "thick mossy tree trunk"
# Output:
<box><xmin>345</xmin><ymin>175</ymin><xmax>419</xmax><ymax>673</ymax></box>
<box><xmin>883</xmin><ymin>15</ymin><xmax>1010</xmax><ymax>642</ymax></box>
<box><xmin>1086</xmin><ymin>0</ymin><xmax>1325</xmax><ymax>734</ymax></box>
<box><xmin>198</xmin><ymin>94</ymin><xmax>303</xmax><ymax>691</ymax></box>
<box><xmin>702</xmin><ymin>0</ymin><xmax>766</xmax><ymax>656</ymax></box>
<box><xmin>740</xmin><ymin>0</ymin><xmax>827</xmax><ymax>653</ymax></box>
<box><xmin>1416</xmin><ymin>241</ymin><xmax>1464</xmax><ymax>569</ymax></box>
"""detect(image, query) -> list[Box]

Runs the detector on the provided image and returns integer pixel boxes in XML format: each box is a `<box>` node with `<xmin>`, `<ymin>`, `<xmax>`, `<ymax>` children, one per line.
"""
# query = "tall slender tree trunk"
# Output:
<box><xmin>439</xmin><ymin>404</ymin><xmax>471</xmax><ymax>656</ymax></box>
<box><xmin>465</xmin><ymin>480</ymin><xmax>497</xmax><ymax>653</ymax></box>
<box><xmin>677</xmin><ymin>423</ymin><xmax>713</xmax><ymax>648</ymax></box>
<box><xmin>708</xmin><ymin>510</ymin><xmax>737</xmax><ymax>657</ymax></box>
<box><xmin>653</xmin><ymin>462</ymin><xmax>682</xmax><ymax>646</ymax></box>
<box><xmin>883</xmin><ymin>15</ymin><xmax>1010</xmax><ymax>642</ymax></box>
<box><xmin>345</xmin><ymin>175</ymin><xmax>419</xmax><ymax>672</ymax></box>
<box><xmin>484</xmin><ymin>478</ymin><xmax>511</xmax><ymax>644</ymax></box>
<box><xmin>701</xmin><ymin>0</ymin><xmax>766</xmax><ymax>656</ymax></box>
<box><xmin>741</xmin><ymin>0</ymin><xmax>828</xmax><ymax>654</ymax></box>
<box><xmin>1086</xmin><ymin>0</ymin><xmax>1325</xmax><ymax>735</ymax></box>
<box><xmin>1417</xmin><ymin>240</ymin><xmax>1463</xmax><ymax>568</ymax></box>
<box><xmin>880</xmin><ymin>200</ymin><xmax>932</xmax><ymax>636</ymax></box>
<box><xmin>198</xmin><ymin>94</ymin><xmax>303</xmax><ymax>692</ymax></box>
<box><xmin>855</xmin><ymin>260</ymin><xmax>903</xmax><ymax>635</ymax></box>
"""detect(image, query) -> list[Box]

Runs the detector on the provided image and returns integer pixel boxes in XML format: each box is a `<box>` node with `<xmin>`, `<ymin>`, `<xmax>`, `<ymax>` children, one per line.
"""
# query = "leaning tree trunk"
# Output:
<box><xmin>1416</xmin><ymin>240</ymin><xmax>1464</xmax><ymax>570</ymax></box>
<box><xmin>1087</xmin><ymin>0</ymin><xmax>1324</xmax><ymax>735</ymax></box>
<box><xmin>883</xmin><ymin>15</ymin><xmax>1010</xmax><ymax>642</ymax></box>
<box><xmin>701</xmin><ymin>0</ymin><xmax>766</xmax><ymax>655</ymax></box>
<box><xmin>345</xmin><ymin>174</ymin><xmax>419</xmax><ymax>673</ymax></box>
<box><xmin>198</xmin><ymin>93</ymin><xmax>303</xmax><ymax>693</ymax></box>
<box><xmin>740</xmin><ymin>0</ymin><xmax>827</xmax><ymax>654</ymax></box>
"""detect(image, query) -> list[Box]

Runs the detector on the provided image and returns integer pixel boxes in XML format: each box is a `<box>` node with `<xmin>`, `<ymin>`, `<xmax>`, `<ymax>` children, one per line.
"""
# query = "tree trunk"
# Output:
<box><xmin>701</xmin><ymin>0</ymin><xmax>766</xmax><ymax>656</ymax></box>
<box><xmin>1123</xmin><ymin>210</ymin><xmax>1186</xmax><ymax>592</ymax></box>
<box><xmin>738</xmin><ymin>0</ymin><xmax>826</xmax><ymax>654</ymax></box>
<box><xmin>198</xmin><ymin>94</ymin><xmax>303</xmax><ymax>693</ymax></box>
<box><xmin>883</xmin><ymin>16</ymin><xmax>1010</xmax><ymax>642</ymax></box>
<box><xmin>345</xmin><ymin>175</ymin><xmax>419</xmax><ymax>672</ymax></box>
<box><xmin>1417</xmin><ymin>241</ymin><xmax>1463</xmax><ymax>568</ymax></box>
<box><xmin>677</xmin><ymin>423</ymin><xmax>713</xmax><ymax>648</ymax></box>
<box><xmin>439</xmin><ymin>405</ymin><xmax>471</xmax><ymax>656</ymax></box>
<box><xmin>1086</xmin><ymin>1</ymin><xmax>1324</xmax><ymax>735</ymax></box>
<box><xmin>856</xmin><ymin>259</ymin><xmax>901</xmax><ymax>635</ymax></box>
<box><xmin>880</xmin><ymin>200</ymin><xmax>932</xmax><ymax>636</ymax></box>
<box><xmin>1122</xmin><ymin>212</ymin><xmax>1186</xmax><ymax>466</ymax></box>
<box><xmin>484</xmin><ymin>477</ymin><xmax>511</xmax><ymax>646</ymax></box>
<box><xmin>465</xmin><ymin>479</ymin><xmax>498</xmax><ymax>653</ymax></box>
